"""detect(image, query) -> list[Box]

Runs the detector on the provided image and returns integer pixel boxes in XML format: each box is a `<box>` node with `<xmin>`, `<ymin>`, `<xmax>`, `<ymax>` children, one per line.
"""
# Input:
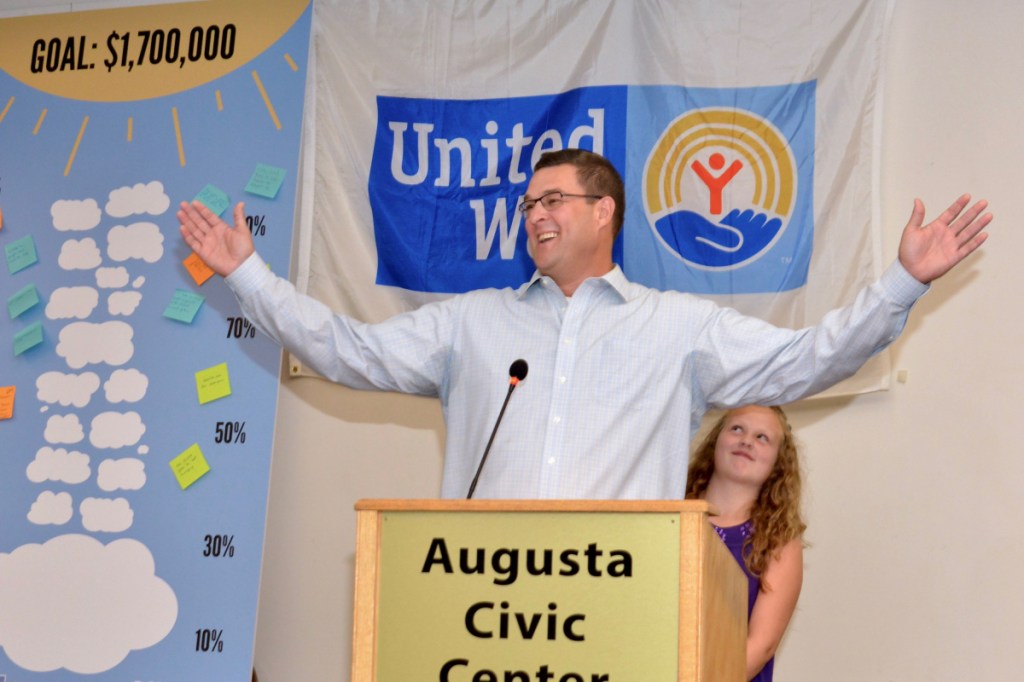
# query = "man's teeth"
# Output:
<box><xmin>538</xmin><ymin>232</ymin><xmax>557</xmax><ymax>243</ymax></box>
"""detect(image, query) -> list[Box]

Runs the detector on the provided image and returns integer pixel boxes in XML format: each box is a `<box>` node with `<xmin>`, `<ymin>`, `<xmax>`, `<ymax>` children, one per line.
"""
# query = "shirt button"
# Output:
<box><xmin>563</xmin><ymin>338</ymin><xmax>573</xmax><ymax>345</ymax></box>
<box><xmin>552</xmin><ymin>416</ymin><xmax>561</xmax><ymax>424</ymax></box>
<box><xmin>558</xmin><ymin>376</ymin><xmax>567</xmax><ymax>384</ymax></box>
<box><xmin>547</xmin><ymin>457</ymin><xmax>556</xmax><ymax>465</ymax></box>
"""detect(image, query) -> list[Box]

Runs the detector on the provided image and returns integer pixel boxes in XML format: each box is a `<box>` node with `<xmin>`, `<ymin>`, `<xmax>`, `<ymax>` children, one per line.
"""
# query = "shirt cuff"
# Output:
<box><xmin>224</xmin><ymin>252</ymin><xmax>274</xmax><ymax>298</ymax></box>
<box><xmin>879</xmin><ymin>259</ymin><xmax>930</xmax><ymax>306</ymax></box>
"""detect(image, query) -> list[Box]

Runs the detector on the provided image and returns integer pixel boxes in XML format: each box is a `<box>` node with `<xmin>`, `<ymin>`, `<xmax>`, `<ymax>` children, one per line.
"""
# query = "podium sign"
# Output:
<box><xmin>352</xmin><ymin>500</ymin><xmax>745</xmax><ymax>682</ymax></box>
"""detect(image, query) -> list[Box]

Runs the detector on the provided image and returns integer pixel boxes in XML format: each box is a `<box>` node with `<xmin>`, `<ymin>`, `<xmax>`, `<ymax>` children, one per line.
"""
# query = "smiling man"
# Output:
<box><xmin>177</xmin><ymin>148</ymin><xmax>990</xmax><ymax>499</ymax></box>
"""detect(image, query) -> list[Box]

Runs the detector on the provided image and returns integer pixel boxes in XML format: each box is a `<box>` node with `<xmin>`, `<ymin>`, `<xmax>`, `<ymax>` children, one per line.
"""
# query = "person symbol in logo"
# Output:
<box><xmin>692</xmin><ymin>152</ymin><xmax>743</xmax><ymax>215</ymax></box>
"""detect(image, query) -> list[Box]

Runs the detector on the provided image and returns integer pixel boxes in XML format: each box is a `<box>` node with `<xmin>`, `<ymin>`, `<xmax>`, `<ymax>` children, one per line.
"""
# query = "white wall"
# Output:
<box><xmin>3</xmin><ymin>2</ymin><xmax>1020</xmax><ymax>680</ymax></box>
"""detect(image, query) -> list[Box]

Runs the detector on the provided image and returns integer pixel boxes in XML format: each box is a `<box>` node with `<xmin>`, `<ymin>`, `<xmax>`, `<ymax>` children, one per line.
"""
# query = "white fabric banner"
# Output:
<box><xmin>294</xmin><ymin>0</ymin><xmax>894</xmax><ymax>397</ymax></box>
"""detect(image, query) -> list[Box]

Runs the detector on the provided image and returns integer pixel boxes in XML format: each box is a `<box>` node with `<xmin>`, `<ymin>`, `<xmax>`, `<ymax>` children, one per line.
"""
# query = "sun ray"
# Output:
<box><xmin>33</xmin><ymin>109</ymin><xmax>47</xmax><ymax>136</ymax></box>
<box><xmin>127</xmin><ymin>116</ymin><xmax>133</xmax><ymax>142</ymax></box>
<box><xmin>172</xmin><ymin>107</ymin><xmax>186</xmax><ymax>167</ymax></box>
<box><xmin>64</xmin><ymin>115</ymin><xmax>89</xmax><ymax>177</ymax></box>
<box><xmin>251</xmin><ymin>70</ymin><xmax>282</xmax><ymax>131</ymax></box>
<box><xmin>284</xmin><ymin>53</ymin><xmax>298</xmax><ymax>71</ymax></box>
<box><xmin>0</xmin><ymin>96</ymin><xmax>13</xmax><ymax>126</ymax></box>
<box><xmin>215</xmin><ymin>90</ymin><xmax>224</xmax><ymax>112</ymax></box>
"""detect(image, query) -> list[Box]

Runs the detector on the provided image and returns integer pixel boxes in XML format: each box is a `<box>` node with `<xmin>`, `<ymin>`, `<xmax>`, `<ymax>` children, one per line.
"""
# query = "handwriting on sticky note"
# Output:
<box><xmin>183</xmin><ymin>252</ymin><xmax>215</xmax><ymax>286</ymax></box>
<box><xmin>195</xmin><ymin>362</ymin><xmax>231</xmax><ymax>404</ymax></box>
<box><xmin>194</xmin><ymin>184</ymin><xmax>230</xmax><ymax>216</ymax></box>
<box><xmin>8</xmin><ymin>283</ymin><xmax>40</xmax><ymax>319</ymax></box>
<box><xmin>0</xmin><ymin>386</ymin><xmax>15</xmax><ymax>420</ymax></box>
<box><xmin>13</xmin><ymin>321</ymin><xmax>44</xmax><ymax>356</ymax></box>
<box><xmin>5</xmin><ymin>235</ymin><xmax>38</xmax><ymax>275</ymax></box>
<box><xmin>164</xmin><ymin>289</ymin><xmax>205</xmax><ymax>324</ymax></box>
<box><xmin>244</xmin><ymin>163</ymin><xmax>287</xmax><ymax>199</ymax></box>
<box><xmin>170</xmin><ymin>443</ymin><xmax>210</xmax><ymax>489</ymax></box>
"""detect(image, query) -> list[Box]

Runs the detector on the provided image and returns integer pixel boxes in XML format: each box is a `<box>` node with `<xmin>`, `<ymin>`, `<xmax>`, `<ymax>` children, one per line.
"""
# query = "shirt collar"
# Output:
<box><xmin>517</xmin><ymin>265</ymin><xmax>631</xmax><ymax>302</ymax></box>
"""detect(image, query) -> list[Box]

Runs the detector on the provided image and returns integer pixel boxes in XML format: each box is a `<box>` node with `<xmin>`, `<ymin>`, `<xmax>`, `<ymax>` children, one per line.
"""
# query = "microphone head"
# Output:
<box><xmin>509</xmin><ymin>359</ymin><xmax>528</xmax><ymax>382</ymax></box>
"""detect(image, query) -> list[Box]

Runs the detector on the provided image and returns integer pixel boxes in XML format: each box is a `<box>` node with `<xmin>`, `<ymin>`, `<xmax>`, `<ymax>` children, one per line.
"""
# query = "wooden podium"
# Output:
<box><xmin>351</xmin><ymin>499</ymin><xmax>746</xmax><ymax>681</ymax></box>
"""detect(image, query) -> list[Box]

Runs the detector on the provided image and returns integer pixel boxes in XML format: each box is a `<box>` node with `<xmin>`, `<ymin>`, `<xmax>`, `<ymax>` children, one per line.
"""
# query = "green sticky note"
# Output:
<box><xmin>170</xmin><ymin>443</ymin><xmax>210</xmax><ymax>489</ymax></box>
<box><xmin>5</xmin><ymin>235</ymin><xmax>38</xmax><ymax>274</ymax></box>
<box><xmin>244</xmin><ymin>163</ymin><xmax>287</xmax><ymax>199</ymax></box>
<box><xmin>194</xmin><ymin>184</ymin><xmax>230</xmax><ymax>216</ymax></box>
<box><xmin>8</xmin><ymin>283</ymin><xmax>40</xmax><ymax>319</ymax></box>
<box><xmin>195</xmin><ymin>362</ymin><xmax>231</xmax><ymax>404</ymax></box>
<box><xmin>163</xmin><ymin>289</ymin><xmax>205</xmax><ymax>323</ymax></box>
<box><xmin>14</xmin><ymin>321</ymin><xmax>44</xmax><ymax>356</ymax></box>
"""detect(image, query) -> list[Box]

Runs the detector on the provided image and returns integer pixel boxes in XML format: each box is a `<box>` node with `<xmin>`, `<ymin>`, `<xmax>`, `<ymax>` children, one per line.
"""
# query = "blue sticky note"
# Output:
<box><xmin>194</xmin><ymin>184</ymin><xmax>230</xmax><ymax>216</ymax></box>
<box><xmin>5</xmin><ymin>235</ymin><xmax>38</xmax><ymax>274</ymax></box>
<box><xmin>8</xmin><ymin>284</ymin><xmax>40</xmax><ymax>319</ymax></box>
<box><xmin>244</xmin><ymin>164</ymin><xmax>287</xmax><ymax>199</ymax></box>
<box><xmin>163</xmin><ymin>289</ymin><xmax>205</xmax><ymax>324</ymax></box>
<box><xmin>14</xmin><ymin>321</ymin><xmax>44</xmax><ymax>356</ymax></box>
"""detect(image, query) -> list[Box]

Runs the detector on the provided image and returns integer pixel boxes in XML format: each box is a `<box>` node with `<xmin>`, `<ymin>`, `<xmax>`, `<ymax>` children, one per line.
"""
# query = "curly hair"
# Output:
<box><xmin>685</xmin><ymin>406</ymin><xmax>806</xmax><ymax>590</ymax></box>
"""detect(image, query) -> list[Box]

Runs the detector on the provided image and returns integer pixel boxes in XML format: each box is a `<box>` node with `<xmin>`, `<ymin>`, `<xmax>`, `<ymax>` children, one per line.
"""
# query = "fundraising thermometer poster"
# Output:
<box><xmin>0</xmin><ymin>1</ymin><xmax>311</xmax><ymax>679</ymax></box>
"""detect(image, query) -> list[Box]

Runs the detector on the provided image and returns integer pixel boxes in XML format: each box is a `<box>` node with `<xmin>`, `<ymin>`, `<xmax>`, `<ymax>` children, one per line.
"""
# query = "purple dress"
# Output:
<box><xmin>713</xmin><ymin>520</ymin><xmax>774</xmax><ymax>682</ymax></box>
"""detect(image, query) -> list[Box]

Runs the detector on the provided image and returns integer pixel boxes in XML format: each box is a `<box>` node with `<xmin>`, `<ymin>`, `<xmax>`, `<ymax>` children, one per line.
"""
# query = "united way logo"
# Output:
<box><xmin>643</xmin><ymin>107</ymin><xmax>797</xmax><ymax>271</ymax></box>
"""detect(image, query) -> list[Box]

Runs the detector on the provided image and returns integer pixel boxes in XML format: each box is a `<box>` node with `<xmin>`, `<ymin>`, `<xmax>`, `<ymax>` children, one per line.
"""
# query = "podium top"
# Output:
<box><xmin>354</xmin><ymin>498</ymin><xmax>715</xmax><ymax>514</ymax></box>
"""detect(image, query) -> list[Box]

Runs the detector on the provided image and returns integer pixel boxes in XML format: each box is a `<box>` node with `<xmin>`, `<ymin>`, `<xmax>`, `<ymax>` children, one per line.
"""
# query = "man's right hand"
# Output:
<box><xmin>177</xmin><ymin>201</ymin><xmax>255</xmax><ymax>277</ymax></box>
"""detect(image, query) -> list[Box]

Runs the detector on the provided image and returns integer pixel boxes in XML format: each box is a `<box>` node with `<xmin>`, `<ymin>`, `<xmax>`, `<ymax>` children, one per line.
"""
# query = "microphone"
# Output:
<box><xmin>466</xmin><ymin>359</ymin><xmax>528</xmax><ymax>499</ymax></box>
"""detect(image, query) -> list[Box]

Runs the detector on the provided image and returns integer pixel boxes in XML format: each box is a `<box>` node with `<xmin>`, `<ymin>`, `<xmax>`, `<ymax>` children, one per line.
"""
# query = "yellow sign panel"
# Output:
<box><xmin>0</xmin><ymin>0</ymin><xmax>309</xmax><ymax>102</ymax></box>
<box><xmin>377</xmin><ymin>511</ymin><xmax>682</xmax><ymax>681</ymax></box>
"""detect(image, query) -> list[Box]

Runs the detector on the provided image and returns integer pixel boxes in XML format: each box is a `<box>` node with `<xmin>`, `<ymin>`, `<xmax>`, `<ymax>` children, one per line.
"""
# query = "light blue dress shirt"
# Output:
<box><xmin>227</xmin><ymin>253</ymin><xmax>926</xmax><ymax>500</ymax></box>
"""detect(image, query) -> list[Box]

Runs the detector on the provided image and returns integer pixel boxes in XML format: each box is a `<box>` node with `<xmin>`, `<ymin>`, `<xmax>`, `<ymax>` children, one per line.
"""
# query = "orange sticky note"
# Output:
<box><xmin>0</xmin><ymin>205</ymin><xmax>4</xmax><ymax>231</ymax></box>
<box><xmin>0</xmin><ymin>385</ymin><xmax>15</xmax><ymax>420</ymax></box>
<box><xmin>184</xmin><ymin>252</ymin><xmax>215</xmax><ymax>286</ymax></box>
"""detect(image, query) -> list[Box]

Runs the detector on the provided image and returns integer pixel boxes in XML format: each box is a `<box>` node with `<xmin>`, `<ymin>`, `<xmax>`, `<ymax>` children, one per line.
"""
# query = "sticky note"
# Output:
<box><xmin>13</xmin><ymin>321</ymin><xmax>43</xmax><ymax>356</ymax></box>
<box><xmin>194</xmin><ymin>184</ymin><xmax>230</xmax><ymax>216</ymax></box>
<box><xmin>0</xmin><ymin>386</ymin><xmax>14</xmax><ymax>420</ymax></box>
<box><xmin>170</xmin><ymin>443</ymin><xmax>210</xmax><ymax>489</ymax></box>
<box><xmin>8</xmin><ymin>283</ymin><xmax>40</xmax><ymax>319</ymax></box>
<box><xmin>5</xmin><ymin>235</ymin><xmax>38</xmax><ymax>274</ymax></box>
<box><xmin>244</xmin><ymin>163</ymin><xmax>287</xmax><ymax>199</ymax></box>
<box><xmin>183</xmin><ymin>252</ymin><xmax>215</xmax><ymax>286</ymax></box>
<box><xmin>164</xmin><ymin>289</ymin><xmax>205</xmax><ymax>323</ymax></box>
<box><xmin>0</xmin><ymin>205</ymin><xmax>4</xmax><ymax>231</ymax></box>
<box><xmin>195</xmin><ymin>362</ymin><xmax>231</xmax><ymax>404</ymax></box>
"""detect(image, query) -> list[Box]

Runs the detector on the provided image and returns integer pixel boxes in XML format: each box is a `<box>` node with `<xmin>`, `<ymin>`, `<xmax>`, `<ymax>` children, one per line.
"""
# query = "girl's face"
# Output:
<box><xmin>712</xmin><ymin>406</ymin><xmax>783</xmax><ymax>489</ymax></box>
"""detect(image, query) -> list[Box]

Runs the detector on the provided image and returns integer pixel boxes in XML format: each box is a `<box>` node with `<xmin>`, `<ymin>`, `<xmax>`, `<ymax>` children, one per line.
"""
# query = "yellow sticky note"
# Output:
<box><xmin>195</xmin><ymin>362</ymin><xmax>231</xmax><ymax>404</ymax></box>
<box><xmin>184</xmin><ymin>252</ymin><xmax>215</xmax><ymax>286</ymax></box>
<box><xmin>170</xmin><ymin>443</ymin><xmax>210</xmax><ymax>489</ymax></box>
<box><xmin>0</xmin><ymin>385</ymin><xmax>15</xmax><ymax>420</ymax></box>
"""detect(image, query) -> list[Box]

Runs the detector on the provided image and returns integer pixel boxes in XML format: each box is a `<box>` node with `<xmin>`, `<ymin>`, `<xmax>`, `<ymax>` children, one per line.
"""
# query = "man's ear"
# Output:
<box><xmin>596</xmin><ymin>195</ymin><xmax>615</xmax><ymax>228</ymax></box>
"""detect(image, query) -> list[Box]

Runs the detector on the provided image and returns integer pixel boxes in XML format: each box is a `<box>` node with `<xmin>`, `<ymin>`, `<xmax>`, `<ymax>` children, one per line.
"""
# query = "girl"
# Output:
<box><xmin>686</xmin><ymin>405</ymin><xmax>805</xmax><ymax>682</ymax></box>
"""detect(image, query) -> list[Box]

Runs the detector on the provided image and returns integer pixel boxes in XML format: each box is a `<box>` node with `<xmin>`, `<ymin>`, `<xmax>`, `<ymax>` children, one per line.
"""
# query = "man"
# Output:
<box><xmin>177</xmin><ymin>149</ymin><xmax>990</xmax><ymax>499</ymax></box>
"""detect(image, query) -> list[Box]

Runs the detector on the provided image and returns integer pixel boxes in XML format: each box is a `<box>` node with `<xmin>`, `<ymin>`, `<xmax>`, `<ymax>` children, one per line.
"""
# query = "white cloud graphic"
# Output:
<box><xmin>89</xmin><ymin>411</ymin><xmax>145</xmax><ymax>449</ymax></box>
<box><xmin>36</xmin><ymin>371</ymin><xmax>100</xmax><ymax>408</ymax></box>
<box><xmin>108</xmin><ymin>291</ymin><xmax>142</xmax><ymax>316</ymax></box>
<box><xmin>27</xmin><ymin>491</ymin><xmax>74</xmax><ymax>526</ymax></box>
<box><xmin>0</xmin><ymin>534</ymin><xmax>177</xmax><ymax>673</ymax></box>
<box><xmin>106</xmin><ymin>223</ymin><xmax>164</xmax><ymax>263</ymax></box>
<box><xmin>96</xmin><ymin>266</ymin><xmax>129</xmax><ymax>289</ymax></box>
<box><xmin>132</xmin><ymin>275</ymin><xmax>145</xmax><ymax>288</ymax></box>
<box><xmin>58</xmin><ymin>237</ymin><xmax>102</xmax><ymax>270</ymax></box>
<box><xmin>27</xmin><ymin>447</ymin><xmax>91</xmax><ymax>484</ymax></box>
<box><xmin>45</xmin><ymin>286</ymin><xmax>99</xmax><ymax>320</ymax></box>
<box><xmin>56</xmin><ymin>321</ymin><xmax>134</xmax><ymax>369</ymax></box>
<box><xmin>51</xmin><ymin>198</ymin><xmax>101</xmax><ymax>232</ymax></box>
<box><xmin>44</xmin><ymin>414</ymin><xmax>85</xmax><ymax>444</ymax></box>
<box><xmin>97</xmin><ymin>458</ymin><xmax>146</xmax><ymax>492</ymax></box>
<box><xmin>105</xmin><ymin>181</ymin><xmax>170</xmax><ymax>218</ymax></box>
<box><xmin>80</xmin><ymin>497</ymin><xmax>134</xmax><ymax>532</ymax></box>
<box><xmin>104</xmin><ymin>368</ymin><xmax>148</xmax><ymax>403</ymax></box>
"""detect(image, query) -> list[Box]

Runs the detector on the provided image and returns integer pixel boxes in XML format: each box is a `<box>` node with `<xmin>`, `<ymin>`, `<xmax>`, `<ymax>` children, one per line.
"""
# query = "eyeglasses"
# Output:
<box><xmin>517</xmin><ymin>191</ymin><xmax>603</xmax><ymax>214</ymax></box>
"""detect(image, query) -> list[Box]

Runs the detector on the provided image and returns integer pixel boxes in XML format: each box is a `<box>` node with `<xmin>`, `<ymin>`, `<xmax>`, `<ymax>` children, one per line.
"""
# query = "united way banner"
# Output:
<box><xmin>0</xmin><ymin>1</ymin><xmax>311</xmax><ymax>679</ymax></box>
<box><xmin>302</xmin><ymin>0</ymin><xmax>892</xmax><ymax>394</ymax></box>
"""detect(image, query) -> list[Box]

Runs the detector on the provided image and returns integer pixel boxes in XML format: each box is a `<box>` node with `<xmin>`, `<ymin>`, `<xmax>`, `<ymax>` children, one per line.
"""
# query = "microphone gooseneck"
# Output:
<box><xmin>466</xmin><ymin>359</ymin><xmax>529</xmax><ymax>499</ymax></box>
